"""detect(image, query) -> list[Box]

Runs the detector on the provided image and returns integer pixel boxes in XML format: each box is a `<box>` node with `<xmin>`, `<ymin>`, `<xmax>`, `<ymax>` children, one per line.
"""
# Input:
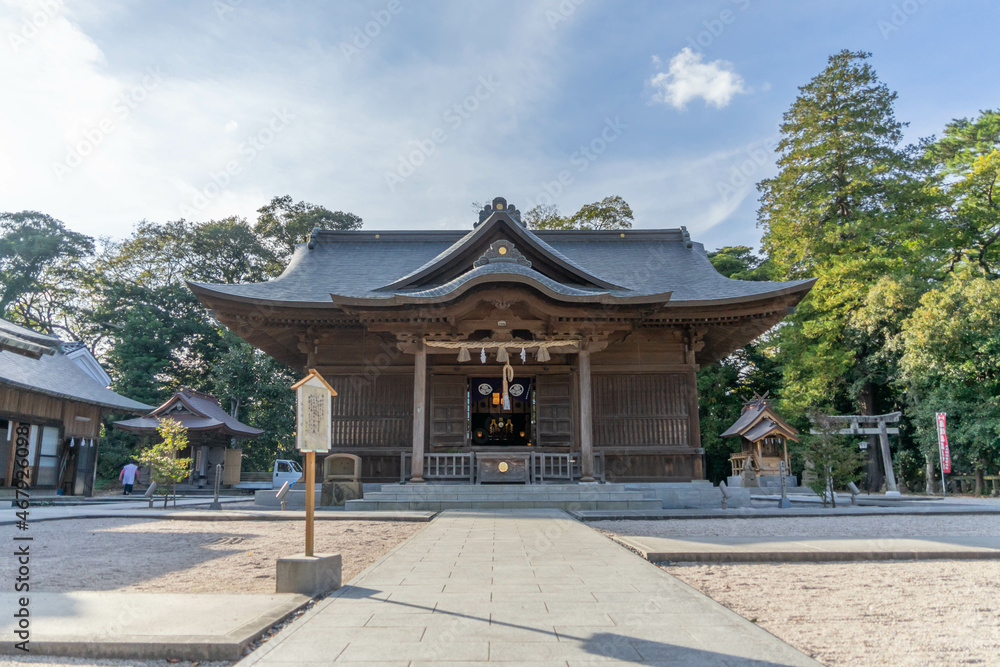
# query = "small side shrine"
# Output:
<box><xmin>115</xmin><ymin>388</ymin><xmax>263</xmax><ymax>487</ymax></box>
<box><xmin>722</xmin><ymin>393</ymin><xmax>799</xmax><ymax>487</ymax></box>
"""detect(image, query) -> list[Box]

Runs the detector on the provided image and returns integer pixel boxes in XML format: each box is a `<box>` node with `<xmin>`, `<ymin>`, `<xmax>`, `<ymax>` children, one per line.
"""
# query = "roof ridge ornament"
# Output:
<box><xmin>474</xmin><ymin>240</ymin><xmax>531</xmax><ymax>268</ymax></box>
<box><xmin>477</xmin><ymin>196</ymin><xmax>522</xmax><ymax>227</ymax></box>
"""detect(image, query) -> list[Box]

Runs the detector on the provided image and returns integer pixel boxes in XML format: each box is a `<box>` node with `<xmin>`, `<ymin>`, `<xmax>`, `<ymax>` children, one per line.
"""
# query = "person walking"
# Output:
<box><xmin>120</xmin><ymin>461</ymin><xmax>139</xmax><ymax>495</ymax></box>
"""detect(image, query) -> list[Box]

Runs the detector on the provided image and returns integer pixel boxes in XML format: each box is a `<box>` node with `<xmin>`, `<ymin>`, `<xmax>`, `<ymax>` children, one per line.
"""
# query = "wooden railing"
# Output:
<box><xmin>533</xmin><ymin>452</ymin><xmax>573</xmax><ymax>482</ymax></box>
<box><xmin>400</xmin><ymin>453</ymin><xmax>475</xmax><ymax>483</ymax></box>
<box><xmin>730</xmin><ymin>453</ymin><xmax>752</xmax><ymax>478</ymax></box>
<box><xmin>532</xmin><ymin>452</ymin><xmax>605</xmax><ymax>483</ymax></box>
<box><xmin>400</xmin><ymin>451</ymin><xmax>604</xmax><ymax>483</ymax></box>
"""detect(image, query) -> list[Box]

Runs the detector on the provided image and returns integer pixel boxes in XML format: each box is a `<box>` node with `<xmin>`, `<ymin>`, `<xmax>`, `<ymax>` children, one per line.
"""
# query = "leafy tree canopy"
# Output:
<box><xmin>899</xmin><ymin>263</ymin><xmax>1000</xmax><ymax>474</ymax></box>
<box><xmin>758</xmin><ymin>50</ymin><xmax>932</xmax><ymax>279</ymax></box>
<box><xmin>923</xmin><ymin>109</ymin><xmax>1000</xmax><ymax>277</ymax></box>
<box><xmin>0</xmin><ymin>211</ymin><xmax>94</xmax><ymax>322</ymax></box>
<box><xmin>757</xmin><ymin>50</ymin><xmax>936</xmax><ymax>418</ymax></box>
<box><xmin>524</xmin><ymin>195</ymin><xmax>633</xmax><ymax>231</ymax></box>
<box><xmin>254</xmin><ymin>195</ymin><xmax>362</xmax><ymax>262</ymax></box>
<box><xmin>210</xmin><ymin>332</ymin><xmax>298</xmax><ymax>470</ymax></box>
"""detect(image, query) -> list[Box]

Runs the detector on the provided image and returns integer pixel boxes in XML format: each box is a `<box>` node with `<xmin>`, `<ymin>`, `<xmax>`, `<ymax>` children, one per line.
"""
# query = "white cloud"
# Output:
<box><xmin>648</xmin><ymin>47</ymin><xmax>748</xmax><ymax>110</ymax></box>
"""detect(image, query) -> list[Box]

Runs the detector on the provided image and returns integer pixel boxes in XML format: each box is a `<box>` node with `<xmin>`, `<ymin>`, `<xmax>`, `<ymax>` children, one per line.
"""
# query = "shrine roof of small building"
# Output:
<box><xmin>721</xmin><ymin>399</ymin><xmax>800</xmax><ymax>442</ymax></box>
<box><xmin>114</xmin><ymin>388</ymin><xmax>263</xmax><ymax>438</ymax></box>
<box><xmin>188</xmin><ymin>198</ymin><xmax>813</xmax><ymax>310</ymax></box>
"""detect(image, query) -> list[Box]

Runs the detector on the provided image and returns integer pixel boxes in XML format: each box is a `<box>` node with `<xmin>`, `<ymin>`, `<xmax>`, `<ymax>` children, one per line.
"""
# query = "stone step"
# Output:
<box><xmin>343</xmin><ymin>498</ymin><xmax>664</xmax><ymax>511</ymax></box>
<box><xmin>376</xmin><ymin>484</ymin><xmax>629</xmax><ymax>494</ymax></box>
<box><xmin>362</xmin><ymin>493</ymin><xmax>646</xmax><ymax>501</ymax></box>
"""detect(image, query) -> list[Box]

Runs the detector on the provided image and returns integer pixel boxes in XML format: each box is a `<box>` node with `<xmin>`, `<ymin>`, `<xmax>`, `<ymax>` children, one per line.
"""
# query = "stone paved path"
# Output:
<box><xmin>238</xmin><ymin>510</ymin><xmax>819</xmax><ymax>666</ymax></box>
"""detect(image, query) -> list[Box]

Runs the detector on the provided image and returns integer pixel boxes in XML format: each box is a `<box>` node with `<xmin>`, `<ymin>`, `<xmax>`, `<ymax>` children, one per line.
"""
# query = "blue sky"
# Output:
<box><xmin>2</xmin><ymin>0</ymin><xmax>997</xmax><ymax>251</ymax></box>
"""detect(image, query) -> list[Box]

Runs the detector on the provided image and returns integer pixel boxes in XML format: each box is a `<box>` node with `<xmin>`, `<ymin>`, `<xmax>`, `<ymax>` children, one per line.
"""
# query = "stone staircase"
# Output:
<box><xmin>344</xmin><ymin>483</ymin><xmax>664</xmax><ymax>511</ymax></box>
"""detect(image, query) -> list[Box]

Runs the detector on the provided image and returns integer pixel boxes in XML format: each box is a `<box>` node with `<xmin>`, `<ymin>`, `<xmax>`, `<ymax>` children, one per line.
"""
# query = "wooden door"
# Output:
<box><xmin>430</xmin><ymin>375</ymin><xmax>467</xmax><ymax>448</ymax></box>
<box><xmin>536</xmin><ymin>374</ymin><xmax>573</xmax><ymax>447</ymax></box>
<box><xmin>223</xmin><ymin>449</ymin><xmax>242</xmax><ymax>484</ymax></box>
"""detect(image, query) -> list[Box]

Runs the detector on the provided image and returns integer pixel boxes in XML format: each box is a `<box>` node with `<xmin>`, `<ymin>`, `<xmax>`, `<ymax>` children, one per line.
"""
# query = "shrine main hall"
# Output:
<box><xmin>190</xmin><ymin>197</ymin><xmax>812</xmax><ymax>484</ymax></box>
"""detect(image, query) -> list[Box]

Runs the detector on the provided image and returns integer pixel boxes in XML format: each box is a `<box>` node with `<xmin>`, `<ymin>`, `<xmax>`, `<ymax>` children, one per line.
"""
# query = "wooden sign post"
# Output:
<box><xmin>292</xmin><ymin>369</ymin><xmax>337</xmax><ymax>557</ymax></box>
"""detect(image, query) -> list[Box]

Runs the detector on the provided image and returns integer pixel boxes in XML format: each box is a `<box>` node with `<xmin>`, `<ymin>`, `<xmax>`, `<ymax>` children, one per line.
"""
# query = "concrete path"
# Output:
<box><xmin>0</xmin><ymin>592</ymin><xmax>310</xmax><ymax>661</ymax></box>
<box><xmin>239</xmin><ymin>510</ymin><xmax>819</xmax><ymax>666</ymax></box>
<box><xmin>613</xmin><ymin>534</ymin><xmax>1000</xmax><ymax>563</ymax></box>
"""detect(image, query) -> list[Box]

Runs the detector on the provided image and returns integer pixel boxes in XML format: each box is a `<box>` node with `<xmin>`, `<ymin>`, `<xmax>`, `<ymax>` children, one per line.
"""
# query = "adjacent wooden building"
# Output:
<box><xmin>0</xmin><ymin>318</ymin><xmax>151</xmax><ymax>495</ymax></box>
<box><xmin>114</xmin><ymin>388</ymin><xmax>263</xmax><ymax>486</ymax></box>
<box><xmin>190</xmin><ymin>197</ymin><xmax>814</xmax><ymax>483</ymax></box>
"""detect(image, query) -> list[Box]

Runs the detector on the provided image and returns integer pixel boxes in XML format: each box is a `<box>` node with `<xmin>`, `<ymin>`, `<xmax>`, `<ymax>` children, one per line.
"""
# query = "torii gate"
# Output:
<box><xmin>811</xmin><ymin>412</ymin><xmax>901</xmax><ymax>497</ymax></box>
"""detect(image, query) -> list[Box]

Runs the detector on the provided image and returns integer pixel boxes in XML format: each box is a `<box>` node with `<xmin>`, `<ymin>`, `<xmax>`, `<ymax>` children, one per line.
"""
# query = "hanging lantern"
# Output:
<box><xmin>535</xmin><ymin>345</ymin><xmax>551</xmax><ymax>362</ymax></box>
<box><xmin>496</xmin><ymin>346</ymin><xmax>509</xmax><ymax>363</ymax></box>
<box><xmin>457</xmin><ymin>347</ymin><xmax>471</xmax><ymax>363</ymax></box>
<box><xmin>480</xmin><ymin>347</ymin><xmax>487</xmax><ymax>363</ymax></box>
<box><xmin>520</xmin><ymin>347</ymin><xmax>526</xmax><ymax>363</ymax></box>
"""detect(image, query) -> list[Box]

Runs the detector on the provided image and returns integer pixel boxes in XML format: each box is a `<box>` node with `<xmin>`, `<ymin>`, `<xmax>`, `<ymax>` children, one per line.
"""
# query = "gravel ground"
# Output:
<box><xmin>595</xmin><ymin>514</ymin><xmax>1000</xmax><ymax>666</ymax></box>
<box><xmin>4</xmin><ymin>517</ymin><xmax>423</xmax><ymax>593</ymax></box>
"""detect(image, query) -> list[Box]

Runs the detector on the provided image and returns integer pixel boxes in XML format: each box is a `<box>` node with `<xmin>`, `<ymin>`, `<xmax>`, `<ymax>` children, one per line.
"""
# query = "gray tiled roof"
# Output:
<box><xmin>0</xmin><ymin>317</ymin><xmax>59</xmax><ymax>358</ymax></box>
<box><xmin>115</xmin><ymin>389</ymin><xmax>262</xmax><ymax>437</ymax></box>
<box><xmin>0</xmin><ymin>340</ymin><xmax>152</xmax><ymax>413</ymax></box>
<box><xmin>189</xmin><ymin>225</ymin><xmax>812</xmax><ymax>307</ymax></box>
<box><xmin>399</xmin><ymin>263</ymin><xmax>605</xmax><ymax>298</ymax></box>
<box><xmin>720</xmin><ymin>403</ymin><xmax>766</xmax><ymax>438</ymax></box>
<box><xmin>721</xmin><ymin>400</ymin><xmax>799</xmax><ymax>441</ymax></box>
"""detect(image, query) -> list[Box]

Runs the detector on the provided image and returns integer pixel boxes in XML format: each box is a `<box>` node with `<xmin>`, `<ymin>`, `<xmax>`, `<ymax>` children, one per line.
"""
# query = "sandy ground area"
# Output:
<box><xmin>595</xmin><ymin>515</ymin><xmax>1000</xmax><ymax>667</ymax></box>
<box><xmin>6</xmin><ymin>517</ymin><xmax>423</xmax><ymax>593</ymax></box>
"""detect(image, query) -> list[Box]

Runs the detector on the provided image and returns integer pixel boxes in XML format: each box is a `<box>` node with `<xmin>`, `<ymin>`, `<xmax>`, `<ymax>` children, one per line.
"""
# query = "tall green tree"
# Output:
<box><xmin>757</xmin><ymin>50</ymin><xmax>934</xmax><ymax>418</ymax></box>
<box><xmin>899</xmin><ymin>263</ymin><xmax>1000</xmax><ymax>493</ymax></box>
<box><xmin>922</xmin><ymin>109</ymin><xmax>1000</xmax><ymax>277</ymax></box>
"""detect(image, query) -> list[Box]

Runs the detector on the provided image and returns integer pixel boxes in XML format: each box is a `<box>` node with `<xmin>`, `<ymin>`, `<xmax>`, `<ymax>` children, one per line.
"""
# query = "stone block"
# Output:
<box><xmin>276</xmin><ymin>553</ymin><xmax>342</xmax><ymax>596</ymax></box>
<box><xmin>320</xmin><ymin>480</ymin><xmax>363</xmax><ymax>506</ymax></box>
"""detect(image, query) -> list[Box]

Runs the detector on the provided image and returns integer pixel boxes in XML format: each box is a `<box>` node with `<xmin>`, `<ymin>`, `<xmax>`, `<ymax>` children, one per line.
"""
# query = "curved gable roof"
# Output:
<box><xmin>379</xmin><ymin>208</ymin><xmax>623</xmax><ymax>291</ymax></box>
<box><xmin>187</xmin><ymin>196</ymin><xmax>814</xmax><ymax>312</ymax></box>
<box><xmin>115</xmin><ymin>389</ymin><xmax>263</xmax><ymax>438</ymax></box>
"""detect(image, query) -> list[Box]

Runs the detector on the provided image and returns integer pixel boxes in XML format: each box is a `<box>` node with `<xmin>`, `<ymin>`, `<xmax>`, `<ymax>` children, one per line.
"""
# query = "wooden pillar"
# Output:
<box><xmin>304</xmin><ymin>450</ymin><xmax>315</xmax><ymax>556</ymax></box>
<box><xmin>578</xmin><ymin>348</ymin><xmax>595</xmax><ymax>483</ymax></box>
<box><xmin>687</xmin><ymin>369</ymin><xmax>704</xmax><ymax>479</ymax></box>
<box><xmin>410</xmin><ymin>341</ymin><xmax>426</xmax><ymax>483</ymax></box>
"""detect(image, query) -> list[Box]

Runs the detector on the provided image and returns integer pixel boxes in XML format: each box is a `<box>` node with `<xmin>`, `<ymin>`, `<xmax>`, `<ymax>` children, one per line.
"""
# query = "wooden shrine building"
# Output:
<box><xmin>0</xmin><ymin>318</ymin><xmax>152</xmax><ymax>495</ymax></box>
<box><xmin>721</xmin><ymin>393</ymin><xmax>800</xmax><ymax>485</ymax></box>
<box><xmin>115</xmin><ymin>388</ymin><xmax>263</xmax><ymax>487</ymax></box>
<box><xmin>190</xmin><ymin>196</ymin><xmax>814</xmax><ymax>483</ymax></box>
